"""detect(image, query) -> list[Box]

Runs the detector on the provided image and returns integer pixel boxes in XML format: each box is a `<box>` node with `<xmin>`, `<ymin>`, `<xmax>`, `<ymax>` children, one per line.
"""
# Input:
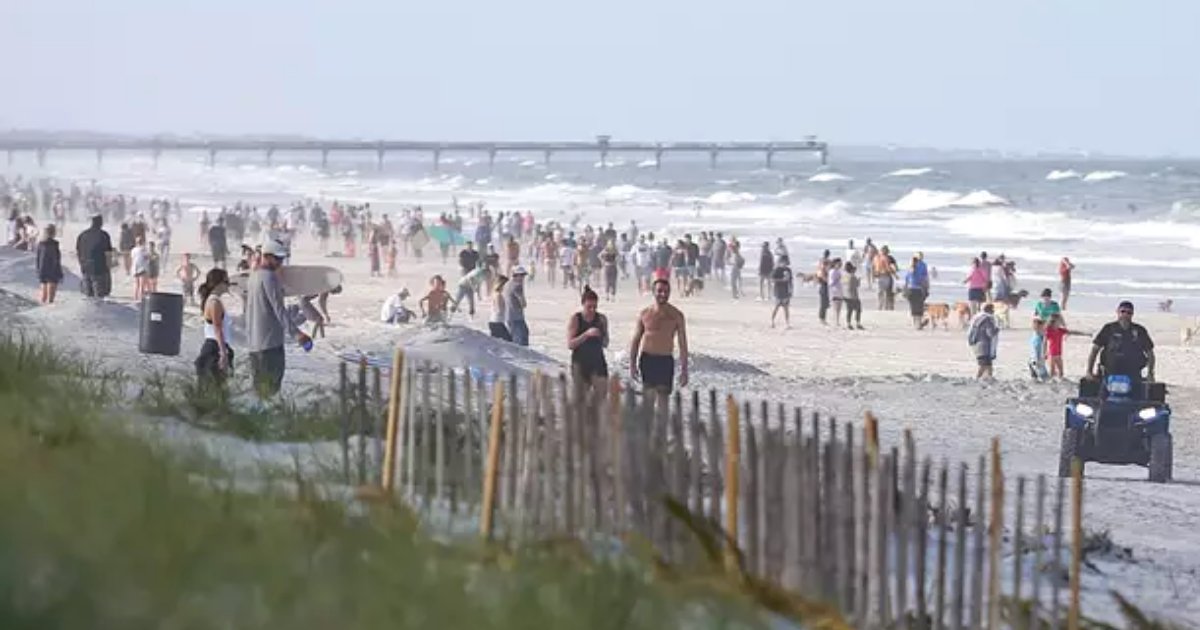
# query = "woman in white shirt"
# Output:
<box><xmin>828</xmin><ymin>258</ymin><xmax>845</xmax><ymax>328</ymax></box>
<box><xmin>194</xmin><ymin>268</ymin><xmax>234</xmax><ymax>387</ymax></box>
<box><xmin>488</xmin><ymin>275</ymin><xmax>512</xmax><ymax>341</ymax></box>
<box><xmin>130</xmin><ymin>236</ymin><xmax>150</xmax><ymax>301</ymax></box>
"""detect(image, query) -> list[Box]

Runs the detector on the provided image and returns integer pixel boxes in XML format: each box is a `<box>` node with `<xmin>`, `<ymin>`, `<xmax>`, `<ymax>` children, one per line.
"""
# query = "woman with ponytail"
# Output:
<box><xmin>566</xmin><ymin>284</ymin><xmax>609</xmax><ymax>400</ymax></box>
<box><xmin>194</xmin><ymin>268</ymin><xmax>234</xmax><ymax>387</ymax></box>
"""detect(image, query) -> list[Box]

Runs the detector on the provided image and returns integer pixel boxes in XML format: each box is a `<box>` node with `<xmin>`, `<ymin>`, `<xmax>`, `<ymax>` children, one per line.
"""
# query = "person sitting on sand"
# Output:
<box><xmin>629</xmin><ymin>277</ymin><xmax>690</xmax><ymax>415</ymax></box>
<box><xmin>567</xmin><ymin>285</ymin><xmax>610</xmax><ymax>403</ymax></box>
<box><xmin>177</xmin><ymin>253</ymin><xmax>201</xmax><ymax>306</ymax></box>
<box><xmin>381</xmin><ymin>288</ymin><xmax>415</xmax><ymax>325</ymax></box>
<box><xmin>419</xmin><ymin>275</ymin><xmax>455</xmax><ymax>325</ymax></box>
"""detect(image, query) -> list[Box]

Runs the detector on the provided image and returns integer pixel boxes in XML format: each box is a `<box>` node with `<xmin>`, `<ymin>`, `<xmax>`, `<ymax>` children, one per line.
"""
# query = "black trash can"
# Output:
<box><xmin>139</xmin><ymin>292</ymin><xmax>184</xmax><ymax>356</ymax></box>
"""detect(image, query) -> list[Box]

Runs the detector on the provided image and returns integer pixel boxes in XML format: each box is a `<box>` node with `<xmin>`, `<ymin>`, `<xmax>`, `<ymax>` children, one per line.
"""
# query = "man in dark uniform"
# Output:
<box><xmin>75</xmin><ymin>212</ymin><xmax>114</xmax><ymax>298</ymax></box>
<box><xmin>1086</xmin><ymin>300</ymin><xmax>1155</xmax><ymax>388</ymax></box>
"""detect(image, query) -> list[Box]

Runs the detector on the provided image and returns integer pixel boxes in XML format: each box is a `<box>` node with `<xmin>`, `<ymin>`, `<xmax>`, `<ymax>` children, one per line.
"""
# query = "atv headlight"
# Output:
<box><xmin>1138</xmin><ymin>407</ymin><xmax>1159</xmax><ymax>421</ymax></box>
<box><xmin>1074</xmin><ymin>403</ymin><xmax>1095</xmax><ymax>418</ymax></box>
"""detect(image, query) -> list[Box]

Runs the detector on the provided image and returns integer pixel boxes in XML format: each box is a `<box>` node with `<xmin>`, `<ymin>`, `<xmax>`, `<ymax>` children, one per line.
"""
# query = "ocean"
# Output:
<box><xmin>21</xmin><ymin>150</ymin><xmax>1200</xmax><ymax>314</ymax></box>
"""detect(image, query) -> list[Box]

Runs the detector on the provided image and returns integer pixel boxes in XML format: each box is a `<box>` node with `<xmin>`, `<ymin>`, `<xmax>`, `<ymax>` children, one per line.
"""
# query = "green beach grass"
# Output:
<box><xmin>0</xmin><ymin>335</ymin><xmax>768</xmax><ymax>630</ymax></box>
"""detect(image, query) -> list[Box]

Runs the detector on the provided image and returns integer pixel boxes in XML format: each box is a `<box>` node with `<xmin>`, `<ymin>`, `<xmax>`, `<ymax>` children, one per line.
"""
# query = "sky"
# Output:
<box><xmin>3</xmin><ymin>0</ymin><xmax>1199</xmax><ymax>156</ymax></box>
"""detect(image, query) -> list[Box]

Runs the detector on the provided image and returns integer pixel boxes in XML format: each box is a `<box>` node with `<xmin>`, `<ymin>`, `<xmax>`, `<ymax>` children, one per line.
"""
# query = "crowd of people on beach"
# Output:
<box><xmin>6</xmin><ymin>173</ymin><xmax>1156</xmax><ymax>399</ymax></box>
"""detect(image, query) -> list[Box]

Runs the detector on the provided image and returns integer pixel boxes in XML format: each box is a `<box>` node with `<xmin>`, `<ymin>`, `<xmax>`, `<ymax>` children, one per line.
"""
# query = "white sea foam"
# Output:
<box><xmin>1083</xmin><ymin>170</ymin><xmax>1127</xmax><ymax>182</ymax></box>
<box><xmin>808</xmin><ymin>172</ymin><xmax>852</xmax><ymax>183</ymax></box>
<box><xmin>890</xmin><ymin>189</ymin><xmax>963</xmax><ymax>212</ymax></box>
<box><xmin>952</xmin><ymin>190</ymin><xmax>1009</xmax><ymax>208</ymax></box>
<box><xmin>883</xmin><ymin>167</ymin><xmax>934</xmax><ymax>178</ymax></box>
<box><xmin>704</xmin><ymin>191</ymin><xmax>757</xmax><ymax>205</ymax></box>
<box><xmin>1045</xmin><ymin>169</ymin><xmax>1081</xmax><ymax>181</ymax></box>
<box><xmin>636</xmin><ymin>159</ymin><xmax>657</xmax><ymax>169</ymax></box>
<box><xmin>518</xmin><ymin>159</ymin><xmax>538</xmax><ymax>167</ymax></box>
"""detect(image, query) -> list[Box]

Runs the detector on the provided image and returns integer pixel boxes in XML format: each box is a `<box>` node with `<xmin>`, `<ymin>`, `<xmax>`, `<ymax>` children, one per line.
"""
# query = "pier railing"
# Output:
<box><xmin>337</xmin><ymin>352</ymin><xmax>1085</xmax><ymax>629</ymax></box>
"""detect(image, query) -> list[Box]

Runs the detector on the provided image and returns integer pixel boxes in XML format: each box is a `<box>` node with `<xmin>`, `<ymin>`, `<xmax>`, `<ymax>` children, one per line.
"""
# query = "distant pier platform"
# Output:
<box><xmin>0</xmin><ymin>134</ymin><xmax>828</xmax><ymax>171</ymax></box>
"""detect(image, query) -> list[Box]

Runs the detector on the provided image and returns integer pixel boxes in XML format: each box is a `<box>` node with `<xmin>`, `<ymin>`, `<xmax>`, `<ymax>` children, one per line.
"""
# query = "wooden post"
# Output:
<box><xmin>987</xmin><ymin>438</ymin><xmax>1004</xmax><ymax>630</ymax></box>
<box><xmin>970</xmin><ymin>456</ymin><xmax>986</xmax><ymax>630</ymax></box>
<box><xmin>1031</xmin><ymin>475</ymin><xmax>1047</xmax><ymax>630</ymax></box>
<box><xmin>934</xmin><ymin>463</ymin><xmax>949</xmax><ymax>630</ymax></box>
<box><xmin>743</xmin><ymin>402</ymin><xmax>760</xmax><ymax>577</ymax></box>
<box><xmin>480</xmin><ymin>380</ymin><xmax>505</xmax><ymax>540</ymax></box>
<box><xmin>898</xmin><ymin>430</ymin><xmax>915</xmax><ymax>618</ymax></box>
<box><xmin>1069</xmin><ymin>459</ymin><xmax>1083</xmax><ymax>630</ymax></box>
<box><xmin>611</xmin><ymin>378</ymin><xmax>625</xmax><ymax>535</ymax></box>
<box><xmin>405</xmin><ymin>366</ymin><xmax>417</xmax><ymax>496</ymax></box>
<box><xmin>339</xmin><ymin>361</ymin><xmax>351</xmax><ymax>483</ymax></box>
<box><xmin>1013</xmin><ymin>477</ymin><xmax>1027</xmax><ymax>612</ymax></box>
<box><xmin>757</xmin><ymin>400</ymin><xmax>771</xmax><ymax>578</ymax></box>
<box><xmin>857</xmin><ymin>416</ymin><xmax>873</xmax><ymax>625</ymax></box>
<box><xmin>559</xmin><ymin>374</ymin><xmax>575</xmax><ymax>534</ymax></box>
<box><xmin>358</xmin><ymin>361</ymin><xmax>368</xmax><ymax>484</ymax></box>
<box><xmin>951</xmin><ymin>464</ymin><xmax>968</xmax><ymax>630</ymax></box>
<box><xmin>688</xmin><ymin>391</ymin><xmax>704</xmax><ymax>520</ymax></box>
<box><xmin>843</xmin><ymin>423</ymin><xmax>857</xmax><ymax>619</ymax></box>
<box><xmin>435</xmin><ymin>363</ymin><xmax>446</xmax><ymax>504</ymax></box>
<box><xmin>372</xmin><ymin>366</ymin><xmax>384</xmax><ymax>480</ymax></box>
<box><xmin>1050</xmin><ymin>477</ymin><xmax>1065</xmax><ymax>626</ymax></box>
<box><xmin>875</xmin><ymin>452</ymin><xmax>890</xmax><ymax>627</ymax></box>
<box><xmin>381</xmin><ymin>349</ymin><xmax>405</xmax><ymax>492</ymax></box>
<box><xmin>706</xmin><ymin>389</ymin><xmax>723</xmax><ymax>526</ymax></box>
<box><xmin>916</xmin><ymin>457</ymin><xmax>932</xmax><ymax>628</ymax></box>
<box><xmin>447</xmin><ymin>370</ymin><xmax>459</xmax><ymax>518</ymax></box>
<box><xmin>419</xmin><ymin>361</ymin><xmax>431</xmax><ymax>507</ymax></box>
<box><xmin>723</xmin><ymin>395</ymin><xmax>740</xmax><ymax>573</ymax></box>
<box><xmin>464</xmin><ymin>368</ymin><xmax>474</xmax><ymax>505</ymax></box>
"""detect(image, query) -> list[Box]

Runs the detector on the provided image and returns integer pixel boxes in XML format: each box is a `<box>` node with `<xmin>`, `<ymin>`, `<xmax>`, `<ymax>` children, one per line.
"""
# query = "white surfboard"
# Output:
<box><xmin>231</xmin><ymin>265</ymin><xmax>344</xmax><ymax>297</ymax></box>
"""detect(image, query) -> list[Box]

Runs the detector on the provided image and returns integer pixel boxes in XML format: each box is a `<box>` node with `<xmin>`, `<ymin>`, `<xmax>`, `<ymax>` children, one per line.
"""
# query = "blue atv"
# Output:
<box><xmin>1061</xmin><ymin>374</ymin><xmax>1172</xmax><ymax>483</ymax></box>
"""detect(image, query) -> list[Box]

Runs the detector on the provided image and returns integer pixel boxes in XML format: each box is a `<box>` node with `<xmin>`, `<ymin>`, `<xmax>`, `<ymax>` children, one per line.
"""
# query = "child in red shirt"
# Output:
<box><xmin>1045</xmin><ymin>313</ymin><xmax>1086</xmax><ymax>379</ymax></box>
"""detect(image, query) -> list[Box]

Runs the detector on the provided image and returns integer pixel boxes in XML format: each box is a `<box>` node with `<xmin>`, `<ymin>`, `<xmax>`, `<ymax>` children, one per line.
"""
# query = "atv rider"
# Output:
<box><xmin>1086</xmin><ymin>300</ymin><xmax>1155</xmax><ymax>390</ymax></box>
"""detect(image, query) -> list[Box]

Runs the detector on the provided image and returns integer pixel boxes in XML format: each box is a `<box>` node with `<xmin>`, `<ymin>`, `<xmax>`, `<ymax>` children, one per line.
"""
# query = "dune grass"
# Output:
<box><xmin>0</xmin><ymin>335</ymin><xmax>767</xmax><ymax>630</ymax></box>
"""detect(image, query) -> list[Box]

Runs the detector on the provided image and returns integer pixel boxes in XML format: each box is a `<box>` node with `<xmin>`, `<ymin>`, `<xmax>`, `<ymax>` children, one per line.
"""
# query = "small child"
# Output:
<box><xmin>177</xmin><ymin>253</ymin><xmax>201</xmax><ymax>306</ymax></box>
<box><xmin>147</xmin><ymin>242</ymin><xmax>161</xmax><ymax>292</ymax></box>
<box><xmin>1028</xmin><ymin>318</ymin><xmax>1050</xmax><ymax>381</ymax></box>
<box><xmin>1045</xmin><ymin>313</ymin><xmax>1086</xmax><ymax>380</ymax></box>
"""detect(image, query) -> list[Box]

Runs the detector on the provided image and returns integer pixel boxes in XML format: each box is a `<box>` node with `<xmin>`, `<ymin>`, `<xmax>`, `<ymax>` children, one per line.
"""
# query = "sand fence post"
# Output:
<box><xmin>842</xmin><ymin>422</ymin><xmax>857</xmax><ymax>619</ymax></box>
<box><xmin>381</xmin><ymin>349</ymin><xmax>405</xmax><ymax>492</ymax></box>
<box><xmin>1031</xmin><ymin>475</ymin><xmax>1047</xmax><ymax>629</ymax></box>
<box><xmin>446</xmin><ymin>369</ymin><xmax>459</xmax><ymax>520</ymax></box>
<box><xmin>916</xmin><ymin>457</ymin><xmax>932</xmax><ymax>626</ymax></box>
<box><xmin>970</xmin><ymin>455</ymin><xmax>987</xmax><ymax>630</ymax></box>
<box><xmin>357</xmin><ymin>360</ymin><xmax>369</xmax><ymax>485</ymax></box>
<box><xmin>686</xmin><ymin>392</ymin><xmax>703</xmax><ymax>523</ymax></box>
<box><xmin>558</xmin><ymin>374</ymin><xmax>576</xmax><ymax>535</ymax></box>
<box><xmin>338</xmin><ymin>361</ymin><xmax>351</xmax><ymax>484</ymax></box>
<box><xmin>372</xmin><ymin>366</ymin><xmax>384</xmax><ymax>482</ymax></box>
<box><xmin>934</xmin><ymin>462</ymin><xmax>949</xmax><ymax>630</ymax></box>
<box><xmin>951</xmin><ymin>463</ymin><xmax>968</xmax><ymax>630</ymax></box>
<box><xmin>741</xmin><ymin>401</ymin><xmax>759</xmax><ymax>577</ymax></box>
<box><xmin>1050</xmin><ymin>477</ymin><xmax>1066</xmax><ymax>625</ymax></box>
<box><xmin>479</xmin><ymin>379</ymin><xmax>505</xmax><ymax>540</ymax></box>
<box><xmin>706</xmin><ymin>389</ymin><xmax>723</xmax><ymax>528</ymax></box>
<box><xmin>897</xmin><ymin>430</ymin><xmax>916</xmax><ymax>618</ymax></box>
<box><xmin>723</xmin><ymin>394</ymin><xmax>740</xmax><ymax>574</ymax></box>
<box><xmin>404</xmin><ymin>364</ymin><xmax>417</xmax><ymax>497</ymax></box>
<box><xmin>1013</xmin><ymin>476</ymin><xmax>1027</xmax><ymax>618</ymax></box>
<box><xmin>987</xmin><ymin>438</ymin><xmax>1004</xmax><ymax>630</ymax></box>
<box><xmin>1069</xmin><ymin>459</ymin><xmax>1083</xmax><ymax>630</ymax></box>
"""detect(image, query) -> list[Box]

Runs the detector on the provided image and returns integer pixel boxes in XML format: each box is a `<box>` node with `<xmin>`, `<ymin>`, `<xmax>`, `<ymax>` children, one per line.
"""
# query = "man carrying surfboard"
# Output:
<box><xmin>245</xmin><ymin>238</ymin><xmax>311</xmax><ymax>398</ymax></box>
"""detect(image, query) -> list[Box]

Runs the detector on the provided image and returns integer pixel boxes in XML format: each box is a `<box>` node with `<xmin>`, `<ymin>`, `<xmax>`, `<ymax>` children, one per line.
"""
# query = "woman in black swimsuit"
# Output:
<box><xmin>566</xmin><ymin>285</ymin><xmax>609</xmax><ymax>402</ymax></box>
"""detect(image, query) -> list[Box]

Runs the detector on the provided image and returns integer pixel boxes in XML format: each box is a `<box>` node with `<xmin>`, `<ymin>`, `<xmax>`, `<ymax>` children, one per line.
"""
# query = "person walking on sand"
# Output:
<box><xmin>629</xmin><ymin>278</ymin><xmax>690</xmax><ymax>416</ymax></box>
<box><xmin>968</xmin><ymin>303</ymin><xmax>1000</xmax><ymax>380</ymax></box>
<box><xmin>816</xmin><ymin>250</ymin><xmax>831</xmax><ymax>324</ymax></box>
<box><xmin>1028</xmin><ymin>318</ymin><xmax>1050</xmax><ymax>381</ymax></box>
<box><xmin>131</xmin><ymin>236</ymin><xmax>150</xmax><ymax>301</ymax></box>
<box><xmin>567</xmin><ymin>285</ymin><xmax>610</xmax><ymax>402</ymax></box>
<box><xmin>504</xmin><ymin>266</ymin><xmax>530</xmax><ymax>346</ymax></box>
<box><xmin>245</xmin><ymin>239</ymin><xmax>311</xmax><ymax>399</ymax></box>
<box><xmin>35</xmin><ymin>224</ymin><xmax>63</xmax><ymax>304</ymax></box>
<box><xmin>176</xmin><ymin>253</ymin><xmax>201</xmax><ymax>306</ymax></box>
<box><xmin>828</xmin><ymin>258</ymin><xmax>845</xmax><ymax>327</ymax></box>
<box><xmin>208</xmin><ymin>217</ymin><xmax>229</xmax><ymax>269</ymax></box>
<box><xmin>488</xmin><ymin>276</ymin><xmax>512</xmax><ymax>341</ymax></box>
<box><xmin>874</xmin><ymin>245</ymin><xmax>897</xmax><ymax>310</ymax></box>
<box><xmin>1058</xmin><ymin>257</ymin><xmax>1075</xmax><ymax>310</ymax></box>
<box><xmin>729</xmin><ymin>239</ymin><xmax>745</xmax><ymax>299</ymax></box>
<box><xmin>770</xmin><ymin>254</ymin><xmax>794</xmax><ymax>328</ymax></box>
<box><xmin>844</xmin><ymin>262</ymin><xmax>864</xmax><ymax>330</ymax></box>
<box><xmin>601</xmin><ymin>241</ymin><xmax>619</xmax><ymax>300</ymax></box>
<box><xmin>76</xmin><ymin>211</ymin><xmax>115</xmax><ymax>299</ymax></box>
<box><xmin>757</xmin><ymin>242</ymin><xmax>774</xmax><ymax>300</ymax></box>
<box><xmin>194</xmin><ymin>268</ymin><xmax>235</xmax><ymax>389</ymax></box>
<box><xmin>904</xmin><ymin>256</ymin><xmax>928</xmax><ymax>329</ymax></box>
<box><xmin>964</xmin><ymin>257</ymin><xmax>988</xmax><ymax>315</ymax></box>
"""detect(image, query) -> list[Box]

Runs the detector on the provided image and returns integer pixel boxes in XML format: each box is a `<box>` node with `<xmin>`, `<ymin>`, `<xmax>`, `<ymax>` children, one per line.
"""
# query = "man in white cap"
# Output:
<box><xmin>244</xmin><ymin>237</ymin><xmax>310</xmax><ymax>397</ymax></box>
<box><xmin>503</xmin><ymin>265</ymin><xmax>530</xmax><ymax>346</ymax></box>
<box><xmin>75</xmin><ymin>210</ymin><xmax>114</xmax><ymax>298</ymax></box>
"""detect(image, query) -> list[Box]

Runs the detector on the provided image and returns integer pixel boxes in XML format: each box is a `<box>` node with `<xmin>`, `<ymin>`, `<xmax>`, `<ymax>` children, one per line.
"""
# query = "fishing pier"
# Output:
<box><xmin>0</xmin><ymin>134</ymin><xmax>829</xmax><ymax>171</ymax></box>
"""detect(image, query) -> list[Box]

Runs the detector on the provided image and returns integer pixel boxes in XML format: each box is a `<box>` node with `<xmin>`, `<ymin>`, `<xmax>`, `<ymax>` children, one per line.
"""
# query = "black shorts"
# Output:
<box><xmin>637</xmin><ymin>353</ymin><xmax>675</xmax><ymax>392</ymax></box>
<box><xmin>249</xmin><ymin>346</ymin><xmax>286</xmax><ymax>397</ymax></box>
<box><xmin>572</xmin><ymin>357</ymin><xmax>609</xmax><ymax>382</ymax></box>
<box><xmin>968</xmin><ymin>288</ymin><xmax>985</xmax><ymax>302</ymax></box>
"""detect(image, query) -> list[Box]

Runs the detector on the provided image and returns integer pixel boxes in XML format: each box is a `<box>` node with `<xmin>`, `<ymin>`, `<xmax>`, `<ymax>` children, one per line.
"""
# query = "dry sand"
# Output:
<box><xmin>5</xmin><ymin>219</ymin><xmax>1200</xmax><ymax>623</ymax></box>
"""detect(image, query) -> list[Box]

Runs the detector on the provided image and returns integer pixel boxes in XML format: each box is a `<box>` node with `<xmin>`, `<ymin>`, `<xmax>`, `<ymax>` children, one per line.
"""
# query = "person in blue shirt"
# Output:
<box><xmin>904</xmin><ymin>256</ymin><xmax>929</xmax><ymax>329</ymax></box>
<box><xmin>1029</xmin><ymin>318</ymin><xmax>1050</xmax><ymax>381</ymax></box>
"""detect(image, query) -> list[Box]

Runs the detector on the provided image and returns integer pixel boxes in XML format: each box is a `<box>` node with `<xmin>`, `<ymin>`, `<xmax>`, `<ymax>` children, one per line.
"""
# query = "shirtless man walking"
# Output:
<box><xmin>629</xmin><ymin>278</ymin><xmax>690</xmax><ymax>414</ymax></box>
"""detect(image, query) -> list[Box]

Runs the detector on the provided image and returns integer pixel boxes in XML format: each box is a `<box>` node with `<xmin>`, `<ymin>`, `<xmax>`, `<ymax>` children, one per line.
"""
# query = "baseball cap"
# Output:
<box><xmin>263</xmin><ymin>237</ymin><xmax>289</xmax><ymax>258</ymax></box>
<box><xmin>512</xmin><ymin>265</ymin><xmax>528</xmax><ymax>276</ymax></box>
<box><xmin>1118</xmin><ymin>300</ymin><xmax>1134</xmax><ymax>311</ymax></box>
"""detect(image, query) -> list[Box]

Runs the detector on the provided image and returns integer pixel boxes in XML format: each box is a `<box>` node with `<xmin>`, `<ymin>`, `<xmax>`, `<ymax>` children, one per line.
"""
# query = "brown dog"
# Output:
<box><xmin>953</xmin><ymin>302</ymin><xmax>973</xmax><ymax>328</ymax></box>
<box><xmin>924</xmin><ymin>302</ymin><xmax>951</xmax><ymax>330</ymax></box>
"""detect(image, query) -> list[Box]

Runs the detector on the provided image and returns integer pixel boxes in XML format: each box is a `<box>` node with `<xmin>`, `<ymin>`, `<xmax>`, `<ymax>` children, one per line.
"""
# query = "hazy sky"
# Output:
<box><xmin>3</xmin><ymin>0</ymin><xmax>1198</xmax><ymax>156</ymax></box>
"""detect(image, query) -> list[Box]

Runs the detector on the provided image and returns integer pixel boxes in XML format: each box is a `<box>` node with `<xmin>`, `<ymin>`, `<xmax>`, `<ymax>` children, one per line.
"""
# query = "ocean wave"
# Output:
<box><xmin>636</xmin><ymin>159</ymin><xmax>657</xmax><ymax>169</ymax></box>
<box><xmin>703</xmin><ymin>190</ymin><xmax>758</xmax><ymax>204</ymax></box>
<box><xmin>890</xmin><ymin>189</ymin><xmax>1007</xmax><ymax>212</ymax></box>
<box><xmin>518</xmin><ymin>159</ymin><xmax>538</xmax><ymax>167</ymax></box>
<box><xmin>883</xmin><ymin>167</ymin><xmax>935</xmax><ymax>178</ymax></box>
<box><xmin>1169</xmin><ymin>199</ymin><xmax>1200</xmax><ymax>217</ymax></box>
<box><xmin>1083</xmin><ymin>170</ymin><xmax>1126</xmax><ymax>182</ymax></box>
<box><xmin>808</xmin><ymin>172</ymin><xmax>852</xmax><ymax>183</ymax></box>
<box><xmin>1045</xmin><ymin>169</ymin><xmax>1081</xmax><ymax>181</ymax></box>
<box><xmin>605</xmin><ymin>184</ymin><xmax>648</xmax><ymax>199</ymax></box>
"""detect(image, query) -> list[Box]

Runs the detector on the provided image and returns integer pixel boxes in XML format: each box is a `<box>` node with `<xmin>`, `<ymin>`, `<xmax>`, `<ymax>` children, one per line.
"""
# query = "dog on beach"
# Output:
<box><xmin>1159</xmin><ymin>299</ymin><xmax>1174</xmax><ymax>313</ymax></box>
<box><xmin>923</xmin><ymin>302</ymin><xmax>951</xmax><ymax>330</ymax></box>
<box><xmin>991</xmin><ymin>301</ymin><xmax>1012</xmax><ymax>328</ymax></box>
<box><xmin>684</xmin><ymin>277</ymin><xmax>704</xmax><ymax>297</ymax></box>
<box><xmin>953</xmin><ymin>302</ymin><xmax>973</xmax><ymax>329</ymax></box>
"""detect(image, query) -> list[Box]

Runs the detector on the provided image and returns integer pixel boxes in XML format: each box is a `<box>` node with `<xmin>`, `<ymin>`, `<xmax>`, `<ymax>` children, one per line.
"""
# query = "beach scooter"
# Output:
<box><xmin>1060</xmin><ymin>373</ymin><xmax>1172</xmax><ymax>483</ymax></box>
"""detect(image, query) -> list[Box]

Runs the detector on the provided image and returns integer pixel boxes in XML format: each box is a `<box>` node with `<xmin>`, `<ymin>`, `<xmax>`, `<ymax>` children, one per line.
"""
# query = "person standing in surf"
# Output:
<box><xmin>1059</xmin><ymin>257</ymin><xmax>1075</xmax><ymax>310</ymax></box>
<box><xmin>567</xmin><ymin>285</ymin><xmax>610</xmax><ymax>403</ymax></box>
<box><xmin>244</xmin><ymin>239</ymin><xmax>310</xmax><ymax>399</ymax></box>
<box><xmin>629</xmin><ymin>278</ymin><xmax>690</xmax><ymax>416</ymax></box>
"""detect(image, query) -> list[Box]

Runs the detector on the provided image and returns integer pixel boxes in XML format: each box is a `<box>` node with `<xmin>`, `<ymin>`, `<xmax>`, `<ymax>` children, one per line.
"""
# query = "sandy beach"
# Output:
<box><xmin>4</xmin><ymin>212</ymin><xmax>1200</xmax><ymax>622</ymax></box>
